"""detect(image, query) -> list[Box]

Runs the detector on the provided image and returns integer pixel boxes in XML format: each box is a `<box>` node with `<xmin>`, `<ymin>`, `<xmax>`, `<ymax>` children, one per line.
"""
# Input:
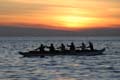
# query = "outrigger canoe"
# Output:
<box><xmin>19</xmin><ymin>48</ymin><xmax>105</xmax><ymax>57</ymax></box>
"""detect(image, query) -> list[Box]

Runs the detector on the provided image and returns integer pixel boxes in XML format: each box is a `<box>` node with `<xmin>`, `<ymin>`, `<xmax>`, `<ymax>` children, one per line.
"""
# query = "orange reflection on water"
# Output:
<box><xmin>56</xmin><ymin>77</ymin><xmax>77</xmax><ymax>80</ymax></box>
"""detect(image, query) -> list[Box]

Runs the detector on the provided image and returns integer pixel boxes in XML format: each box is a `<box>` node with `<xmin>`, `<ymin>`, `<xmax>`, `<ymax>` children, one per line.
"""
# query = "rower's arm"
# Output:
<box><xmin>67</xmin><ymin>45</ymin><xmax>70</xmax><ymax>47</ymax></box>
<box><xmin>45</xmin><ymin>46</ymin><xmax>50</xmax><ymax>48</ymax></box>
<box><xmin>76</xmin><ymin>46</ymin><xmax>81</xmax><ymax>48</ymax></box>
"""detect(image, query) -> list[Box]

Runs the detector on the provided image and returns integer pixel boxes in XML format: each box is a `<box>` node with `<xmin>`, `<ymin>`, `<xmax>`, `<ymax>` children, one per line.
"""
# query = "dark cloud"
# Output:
<box><xmin>0</xmin><ymin>25</ymin><xmax>120</xmax><ymax>36</ymax></box>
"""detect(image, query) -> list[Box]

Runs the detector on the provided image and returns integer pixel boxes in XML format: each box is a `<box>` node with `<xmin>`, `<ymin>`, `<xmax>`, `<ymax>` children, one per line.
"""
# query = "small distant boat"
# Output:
<box><xmin>19</xmin><ymin>48</ymin><xmax>105</xmax><ymax>57</ymax></box>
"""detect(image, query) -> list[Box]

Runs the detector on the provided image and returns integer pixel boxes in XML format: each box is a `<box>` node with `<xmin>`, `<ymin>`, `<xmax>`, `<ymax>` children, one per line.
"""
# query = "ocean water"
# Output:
<box><xmin>0</xmin><ymin>37</ymin><xmax>120</xmax><ymax>80</ymax></box>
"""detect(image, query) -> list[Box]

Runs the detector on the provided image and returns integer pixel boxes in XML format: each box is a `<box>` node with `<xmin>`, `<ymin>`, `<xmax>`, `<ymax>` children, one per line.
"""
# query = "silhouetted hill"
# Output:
<box><xmin>0</xmin><ymin>26</ymin><xmax>120</xmax><ymax>36</ymax></box>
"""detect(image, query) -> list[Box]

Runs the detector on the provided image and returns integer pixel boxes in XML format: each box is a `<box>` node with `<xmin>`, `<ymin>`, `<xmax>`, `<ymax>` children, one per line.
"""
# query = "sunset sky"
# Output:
<box><xmin>0</xmin><ymin>0</ymin><xmax>120</xmax><ymax>31</ymax></box>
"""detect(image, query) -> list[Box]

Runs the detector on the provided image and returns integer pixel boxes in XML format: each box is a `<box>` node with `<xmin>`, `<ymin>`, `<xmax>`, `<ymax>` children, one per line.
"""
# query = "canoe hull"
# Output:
<box><xmin>19</xmin><ymin>48</ymin><xmax>105</xmax><ymax>57</ymax></box>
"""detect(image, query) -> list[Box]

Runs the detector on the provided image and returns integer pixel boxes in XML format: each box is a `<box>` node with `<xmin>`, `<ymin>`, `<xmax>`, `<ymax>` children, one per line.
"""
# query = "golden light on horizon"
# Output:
<box><xmin>0</xmin><ymin>0</ymin><xmax>120</xmax><ymax>30</ymax></box>
<box><xmin>54</xmin><ymin>15</ymin><xmax>100</xmax><ymax>29</ymax></box>
<box><xmin>56</xmin><ymin>16</ymin><xmax>81</xmax><ymax>28</ymax></box>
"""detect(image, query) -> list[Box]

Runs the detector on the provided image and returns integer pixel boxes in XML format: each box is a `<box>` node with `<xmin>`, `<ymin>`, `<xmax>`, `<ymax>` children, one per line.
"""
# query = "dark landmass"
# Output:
<box><xmin>0</xmin><ymin>26</ymin><xmax>120</xmax><ymax>37</ymax></box>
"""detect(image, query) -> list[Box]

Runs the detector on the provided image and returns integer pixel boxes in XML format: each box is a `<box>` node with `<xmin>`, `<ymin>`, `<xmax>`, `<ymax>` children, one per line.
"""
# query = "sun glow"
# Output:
<box><xmin>59</xmin><ymin>16</ymin><xmax>80</xmax><ymax>28</ymax></box>
<box><xmin>0</xmin><ymin>0</ymin><xmax>120</xmax><ymax>31</ymax></box>
<box><xmin>55</xmin><ymin>15</ymin><xmax>98</xmax><ymax>29</ymax></box>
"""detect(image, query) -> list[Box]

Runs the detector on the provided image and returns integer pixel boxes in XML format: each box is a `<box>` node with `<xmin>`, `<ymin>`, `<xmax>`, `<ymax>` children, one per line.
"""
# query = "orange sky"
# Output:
<box><xmin>0</xmin><ymin>0</ymin><xmax>120</xmax><ymax>30</ymax></box>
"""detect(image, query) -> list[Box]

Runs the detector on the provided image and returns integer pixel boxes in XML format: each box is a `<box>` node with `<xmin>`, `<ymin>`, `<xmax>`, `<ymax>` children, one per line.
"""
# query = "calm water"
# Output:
<box><xmin>0</xmin><ymin>37</ymin><xmax>120</xmax><ymax>80</ymax></box>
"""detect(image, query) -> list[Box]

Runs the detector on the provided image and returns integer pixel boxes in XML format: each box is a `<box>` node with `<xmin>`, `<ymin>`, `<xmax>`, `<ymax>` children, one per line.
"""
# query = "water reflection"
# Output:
<box><xmin>56</xmin><ymin>77</ymin><xmax>77</xmax><ymax>80</ymax></box>
<box><xmin>0</xmin><ymin>37</ymin><xmax>120</xmax><ymax>80</ymax></box>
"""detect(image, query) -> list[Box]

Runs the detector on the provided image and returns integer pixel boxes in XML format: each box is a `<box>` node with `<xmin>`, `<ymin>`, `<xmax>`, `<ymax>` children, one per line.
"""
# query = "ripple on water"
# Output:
<box><xmin>0</xmin><ymin>38</ymin><xmax>120</xmax><ymax>80</ymax></box>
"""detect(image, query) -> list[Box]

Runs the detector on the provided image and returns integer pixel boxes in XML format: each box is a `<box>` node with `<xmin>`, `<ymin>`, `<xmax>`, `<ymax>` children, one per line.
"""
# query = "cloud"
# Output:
<box><xmin>0</xmin><ymin>0</ymin><xmax>120</xmax><ymax>27</ymax></box>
